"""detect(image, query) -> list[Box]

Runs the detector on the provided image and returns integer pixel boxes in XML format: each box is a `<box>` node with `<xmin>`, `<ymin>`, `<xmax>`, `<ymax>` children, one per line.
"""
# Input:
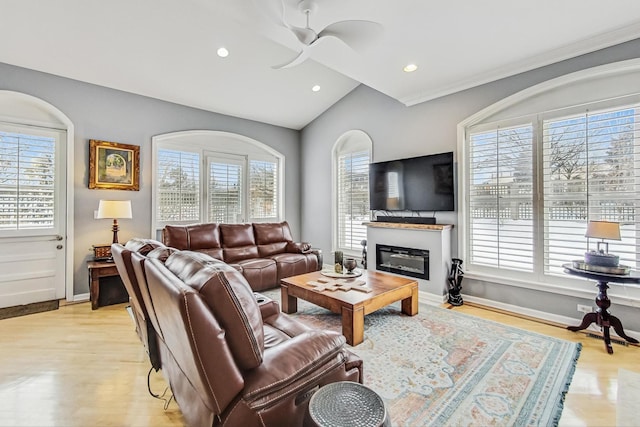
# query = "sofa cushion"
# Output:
<box><xmin>268</xmin><ymin>253</ymin><xmax>318</xmax><ymax>282</ymax></box>
<box><xmin>254</xmin><ymin>222</ymin><xmax>293</xmax><ymax>257</ymax></box>
<box><xmin>253</xmin><ymin>221</ymin><xmax>293</xmax><ymax>244</ymax></box>
<box><xmin>164</xmin><ymin>250</ymin><xmax>265</xmax><ymax>370</ymax></box>
<box><xmin>163</xmin><ymin>223</ymin><xmax>222</xmax><ymax>251</ymax></box>
<box><xmin>236</xmin><ymin>258</ymin><xmax>277</xmax><ymax>291</ymax></box>
<box><xmin>220</xmin><ymin>224</ymin><xmax>259</xmax><ymax>262</ymax></box>
<box><xmin>220</xmin><ymin>223</ymin><xmax>255</xmax><ymax>247</ymax></box>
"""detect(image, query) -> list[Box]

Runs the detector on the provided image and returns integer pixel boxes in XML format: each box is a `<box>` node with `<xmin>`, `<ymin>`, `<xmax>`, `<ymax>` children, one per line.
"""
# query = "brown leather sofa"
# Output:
<box><xmin>142</xmin><ymin>249</ymin><xmax>363</xmax><ymax>427</ymax></box>
<box><xmin>162</xmin><ymin>221</ymin><xmax>322</xmax><ymax>291</ymax></box>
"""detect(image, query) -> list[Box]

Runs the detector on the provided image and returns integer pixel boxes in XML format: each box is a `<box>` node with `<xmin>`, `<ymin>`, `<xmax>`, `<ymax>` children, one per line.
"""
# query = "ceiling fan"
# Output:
<box><xmin>271</xmin><ymin>0</ymin><xmax>383</xmax><ymax>69</ymax></box>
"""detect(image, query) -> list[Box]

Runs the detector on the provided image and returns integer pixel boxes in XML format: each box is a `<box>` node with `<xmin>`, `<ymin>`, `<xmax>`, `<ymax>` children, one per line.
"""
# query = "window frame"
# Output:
<box><xmin>0</xmin><ymin>123</ymin><xmax>66</xmax><ymax>238</ymax></box>
<box><xmin>458</xmin><ymin>59</ymin><xmax>640</xmax><ymax>304</ymax></box>
<box><xmin>332</xmin><ymin>130</ymin><xmax>373</xmax><ymax>257</ymax></box>
<box><xmin>151</xmin><ymin>131</ymin><xmax>284</xmax><ymax>238</ymax></box>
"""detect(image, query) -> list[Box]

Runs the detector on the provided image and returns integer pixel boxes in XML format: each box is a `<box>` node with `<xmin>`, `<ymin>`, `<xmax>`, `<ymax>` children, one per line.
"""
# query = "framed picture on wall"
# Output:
<box><xmin>89</xmin><ymin>139</ymin><xmax>140</xmax><ymax>190</ymax></box>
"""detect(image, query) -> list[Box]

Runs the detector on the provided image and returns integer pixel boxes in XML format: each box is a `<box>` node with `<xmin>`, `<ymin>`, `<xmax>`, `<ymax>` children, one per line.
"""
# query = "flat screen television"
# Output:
<box><xmin>369</xmin><ymin>151</ymin><xmax>455</xmax><ymax>211</ymax></box>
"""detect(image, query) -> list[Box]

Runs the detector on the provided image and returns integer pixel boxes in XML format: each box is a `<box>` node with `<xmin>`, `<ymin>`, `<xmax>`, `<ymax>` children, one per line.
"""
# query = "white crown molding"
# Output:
<box><xmin>400</xmin><ymin>21</ymin><xmax>640</xmax><ymax>106</ymax></box>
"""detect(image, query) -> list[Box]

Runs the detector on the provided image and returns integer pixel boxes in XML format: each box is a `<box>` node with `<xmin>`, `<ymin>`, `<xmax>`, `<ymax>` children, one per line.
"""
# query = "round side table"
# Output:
<box><xmin>308</xmin><ymin>381</ymin><xmax>390</xmax><ymax>427</ymax></box>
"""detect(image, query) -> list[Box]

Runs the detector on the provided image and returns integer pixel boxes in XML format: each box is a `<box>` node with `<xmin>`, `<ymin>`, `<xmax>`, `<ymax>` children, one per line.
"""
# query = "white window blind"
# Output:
<box><xmin>249</xmin><ymin>159</ymin><xmax>278</xmax><ymax>222</ymax></box>
<box><xmin>208</xmin><ymin>159</ymin><xmax>243</xmax><ymax>223</ymax></box>
<box><xmin>337</xmin><ymin>150</ymin><xmax>370</xmax><ymax>251</ymax></box>
<box><xmin>543</xmin><ymin>106</ymin><xmax>640</xmax><ymax>273</ymax></box>
<box><xmin>0</xmin><ymin>131</ymin><xmax>56</xmax><ymax>230</ymax></box>
<box><xmin>157</xmin><ymin>149</ymin><xmax>200</xmax><ymax>222</ymax></box>
<box><xmin>468</xmin><ymin>124</ymin><xmax>534</xmax><ymax>271</ymax></box>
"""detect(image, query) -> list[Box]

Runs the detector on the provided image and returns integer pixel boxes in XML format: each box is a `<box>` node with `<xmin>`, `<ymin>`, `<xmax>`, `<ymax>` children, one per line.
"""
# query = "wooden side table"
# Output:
<box><xmin>87</xmin><ymin>260</ymin><xmax>122</xmax><ymax>310</ymax></box>
<box><xmin>563</xmin><ymin>263</ymin><xmax>640</xmax><ymax>354</ymax></box>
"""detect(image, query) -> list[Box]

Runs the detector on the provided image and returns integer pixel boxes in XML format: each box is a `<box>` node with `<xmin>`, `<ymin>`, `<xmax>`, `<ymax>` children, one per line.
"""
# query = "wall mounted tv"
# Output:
<box><xmin>369</xmin><ymin>151</ymin><xmax>455</xmax><ymax>212</ymax></box>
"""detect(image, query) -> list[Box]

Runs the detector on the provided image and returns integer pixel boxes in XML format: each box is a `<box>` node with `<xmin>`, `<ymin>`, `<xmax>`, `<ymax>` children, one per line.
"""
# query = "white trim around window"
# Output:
<box><xmin>331</xmin><ymin>130</ymin><xmax>373</xmax><ymax>257</ymax></box>
<box><xmin>457</xmin><ymin>58</ymin><xmax>640</xmax><ymax>306</ymax></box>
<box><xmin>151</xmin><ymin>130</ymin><xmax>285</xmax><ymax>238</ymax></box>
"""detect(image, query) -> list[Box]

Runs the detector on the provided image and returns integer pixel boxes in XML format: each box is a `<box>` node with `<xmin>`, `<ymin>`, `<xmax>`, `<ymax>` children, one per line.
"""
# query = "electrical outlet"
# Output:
<box><xmin>577</xmin><ymin>304</ymin><xmax>592</xmax><ymax>313</ymax></box>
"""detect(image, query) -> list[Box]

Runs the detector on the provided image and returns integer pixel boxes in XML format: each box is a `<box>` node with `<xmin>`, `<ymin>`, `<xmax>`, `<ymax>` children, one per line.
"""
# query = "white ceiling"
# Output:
<box><xmin>2</xmin><ymin>0</ymin><xmax>640</xmax><ymax>130</ymax></box>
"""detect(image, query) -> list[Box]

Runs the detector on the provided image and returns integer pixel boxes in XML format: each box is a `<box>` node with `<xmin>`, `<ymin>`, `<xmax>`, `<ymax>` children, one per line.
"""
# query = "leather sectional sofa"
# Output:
<box><xmin>112</xmin><ymin>239</ymin><xmax>362</xmax><ymax>427</ymax></box>
<box><xmin>162</xmin><ymin>221</ymin><xmax>322</xmax><ymax>291</ymax></box>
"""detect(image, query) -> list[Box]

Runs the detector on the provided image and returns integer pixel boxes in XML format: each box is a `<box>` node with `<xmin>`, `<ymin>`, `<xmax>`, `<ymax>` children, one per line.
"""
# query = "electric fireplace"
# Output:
<box><xmin>376</xmin><ymin>244</ymin><xmax>429</xmax><ymax>280</ymax></box>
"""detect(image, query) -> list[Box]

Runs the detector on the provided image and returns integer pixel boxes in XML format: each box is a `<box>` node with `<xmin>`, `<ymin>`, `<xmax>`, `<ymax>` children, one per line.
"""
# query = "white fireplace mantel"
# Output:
<box><xmin>365</xmin><ymin>222</ymin><xmax>452</xmax><ymax>300</ymax></box>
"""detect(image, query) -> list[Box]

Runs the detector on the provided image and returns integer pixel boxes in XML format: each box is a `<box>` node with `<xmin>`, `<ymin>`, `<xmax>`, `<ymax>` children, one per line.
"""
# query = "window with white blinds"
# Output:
<box><xmin>337</xmin><ymin>150</ymin><xmax>370</xmax><ymax>252</ymax></box>
<box><xmin>0</xmin><ymin>131</ymin><xmax>56</xmax><ymax>230</ymax></box>
<box><xmin>208</xmin><ymin>158</ymin><xmax>243</xmax><ymax>223</ymax></box>
<box><xmin>468</xmin><ymin>125</ymin><xmax>534</xmax><ymax>271</ymax></box>
<box><xmin>157</xmin><ymin>149</ymin><xmax>200</xmax><ymax>222</ymax></box>
<box><xmin>465</xmin><ymin>101</ymin><xmax>640</xmax><ymax>281</ymax></box>
<box><xmin>543</xmin><ymin>106</ymin><xmax>640</xmax><ymax>273</ymax></box>
<box><xmin>249</xmin><ymin>159</ymin><xmax>278</xmax><ymax>222</ymax></box>
<box><xmin>154</xmin><ymin>136</ymin><xmax>283</xmax><ymax>231</ymax></box>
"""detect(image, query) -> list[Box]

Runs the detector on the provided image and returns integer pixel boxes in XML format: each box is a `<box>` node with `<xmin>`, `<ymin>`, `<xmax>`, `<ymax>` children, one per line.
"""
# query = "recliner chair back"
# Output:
<box><xmin>111</xmin><ymin>239</ymin><xmax>165</xmax><ymax>370</ymax></box>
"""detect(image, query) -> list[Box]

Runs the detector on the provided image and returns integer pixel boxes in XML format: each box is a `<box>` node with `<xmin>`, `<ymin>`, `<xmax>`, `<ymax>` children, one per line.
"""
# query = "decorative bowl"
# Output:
<box><xmin>344</xmin><ymin>258</ymin><xmax>357</xmax><ymax>274</ymax></box>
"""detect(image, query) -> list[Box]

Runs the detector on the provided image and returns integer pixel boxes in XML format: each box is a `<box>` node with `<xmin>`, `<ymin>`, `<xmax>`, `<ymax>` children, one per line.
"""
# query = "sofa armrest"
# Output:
<box><xmin>286</xmin><ymin>241</ymin><xmax>312</xmax><ymax>254</ymax></box>
<box><xmin>242</xmin><ymin>330</ymin><xmax>347</xmax><ymax>401</ymax></box>
<box><xmin>254</xmin><ymin>292</ymin><xmax>280</xmax><ymax>319</ymax></box>
<box><xmin>310</xmin><ymin>248</ymin><xmax>322</xmax><ymax>268</ymax></box>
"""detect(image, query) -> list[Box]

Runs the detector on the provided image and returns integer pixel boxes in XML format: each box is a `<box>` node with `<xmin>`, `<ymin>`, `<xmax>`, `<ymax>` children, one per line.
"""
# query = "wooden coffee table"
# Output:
<box><xmin>280</xmin><ymin>270</ymin><xmax>418</xmax><ymax>346</ymax></box>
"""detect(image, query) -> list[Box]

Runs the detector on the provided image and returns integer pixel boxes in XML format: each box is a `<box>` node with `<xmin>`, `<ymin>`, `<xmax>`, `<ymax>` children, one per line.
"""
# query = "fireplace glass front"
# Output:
<box><xmin>376</xmin><ymin>244</ymin><xmax>429</xmax><ymax>280</ymax></box>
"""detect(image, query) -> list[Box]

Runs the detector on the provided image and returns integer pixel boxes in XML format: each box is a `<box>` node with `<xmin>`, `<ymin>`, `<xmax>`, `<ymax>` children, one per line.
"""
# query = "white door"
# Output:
<box><xmin>0</xmin><ymin>124</ymin><xmax>66</xmax><ymax>308</ymax></box>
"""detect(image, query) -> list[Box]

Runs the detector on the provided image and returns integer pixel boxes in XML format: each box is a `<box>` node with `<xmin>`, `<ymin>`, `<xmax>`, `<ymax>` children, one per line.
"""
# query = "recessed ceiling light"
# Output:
<box><xmin>403</xmin><ymin>63</ymin><xmax>418</xmax><ymax>73</ymax></box>
<box><xmin>312</xmin><ymin>85</ymin><xmax>321</xmax><ymax>92</ymax></box>
<box><xmin>217</xmin><ymin>47</ymin><xmax>229</xmax><ymax>58</ymax></box>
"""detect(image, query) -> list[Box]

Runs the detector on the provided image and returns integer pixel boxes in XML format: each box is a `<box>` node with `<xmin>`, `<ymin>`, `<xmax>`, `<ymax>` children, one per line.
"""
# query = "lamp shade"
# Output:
<box><xmin>97</xmin><ymin>200</ymin><xmax>132</xmax><ymax>219</ymax></box>
<box><xmin>585</xmin><ymin>220</ymin><xmax>620</xmax><ymax>240</ymax></box>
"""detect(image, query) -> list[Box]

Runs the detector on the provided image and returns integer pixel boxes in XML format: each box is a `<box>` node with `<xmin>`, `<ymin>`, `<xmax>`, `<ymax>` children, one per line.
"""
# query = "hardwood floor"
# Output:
<box><xmin>0</xmin><ymin>299</ymin><xmax>636</xmax><ymax>426</ymax></box>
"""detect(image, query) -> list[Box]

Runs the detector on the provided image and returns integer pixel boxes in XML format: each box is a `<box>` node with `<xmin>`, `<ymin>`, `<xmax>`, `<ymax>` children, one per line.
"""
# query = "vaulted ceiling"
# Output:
<box><xmin>3</xmin><ymin>0</ymin><xmax>640</xmax><ymax>129</ymax></box>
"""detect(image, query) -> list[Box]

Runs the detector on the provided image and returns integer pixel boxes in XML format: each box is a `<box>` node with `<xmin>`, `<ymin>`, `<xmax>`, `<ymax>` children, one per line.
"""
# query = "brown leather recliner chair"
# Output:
<box><xmin>144</xmin><ymin>250</ymin><xmax>363</xmax><ymax>427</ymax></box>
<box><xmin>111</xmin><ymin>238</ymin><xmax>166</xmax><ymax>371</ymax></box>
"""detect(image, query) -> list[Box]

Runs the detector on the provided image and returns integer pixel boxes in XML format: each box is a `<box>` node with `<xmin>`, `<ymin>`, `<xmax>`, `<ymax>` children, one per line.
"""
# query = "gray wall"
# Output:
<box><xmin>300</xmin><ymin>38</ymin><xmax>640</xmax><ymax>330</ymax></box>
<box><xmin>0</xmin><ymin>62</ymin><xmax>301</xmax><ymax>296</ymax></box>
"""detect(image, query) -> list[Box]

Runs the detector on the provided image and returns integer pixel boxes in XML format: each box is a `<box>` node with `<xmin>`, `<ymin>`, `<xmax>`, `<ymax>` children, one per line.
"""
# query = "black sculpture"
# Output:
<box><xmin>360</xmin><ymin>239</ymin><xmax>367</xmax><ymax>269</ymax></box>
<box><xmin>447</xmin><ymin>258</ymin><xmax>464</xmax><ymax>306</ymax></box>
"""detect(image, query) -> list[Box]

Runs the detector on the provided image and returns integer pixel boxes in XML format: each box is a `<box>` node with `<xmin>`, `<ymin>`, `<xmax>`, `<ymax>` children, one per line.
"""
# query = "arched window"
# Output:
<box><xmin>152</xmin><ymin>131</ymin><xmax>284</xmax><ymax>236</ymax></box>
<box><xmin>459</xmin><ymin>59</ymin><xmax>640</xmax><ymax>290</ymax></box>
<box><xmin>333</xmin><ymin>130</ymin><xmax>373</xmax><ymax>255</ymax></box>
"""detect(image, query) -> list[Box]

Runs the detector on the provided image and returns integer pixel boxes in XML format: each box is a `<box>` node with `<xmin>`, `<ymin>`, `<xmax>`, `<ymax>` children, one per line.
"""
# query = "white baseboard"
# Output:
<box><xmin>462</xmin><ymin>293</ymin><xmax>640</xmax><ymax>341</ymax></box>
<box><xmin>72</xmin><ymin>293</ymin><xmax>90</xmax><ymax>303</ymax></box>
<box><xmin>419</xmin><ymin>290</ymin><xmax>447</xmax><ymax>306</ymax></box>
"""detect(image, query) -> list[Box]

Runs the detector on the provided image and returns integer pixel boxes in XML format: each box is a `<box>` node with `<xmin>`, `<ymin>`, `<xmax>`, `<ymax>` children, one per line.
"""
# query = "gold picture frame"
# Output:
<box><xmin>89</xmin><ymin>139</ymin><xmax>140</xmax><ymax>191</ymax></box>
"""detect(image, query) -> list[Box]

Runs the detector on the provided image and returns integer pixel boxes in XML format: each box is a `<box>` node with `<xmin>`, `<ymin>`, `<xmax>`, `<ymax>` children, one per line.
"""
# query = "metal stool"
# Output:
<box><xmin>308</xmin><ymin>381</ymin><xmax>390</xmax><ymax>427</ymax></box>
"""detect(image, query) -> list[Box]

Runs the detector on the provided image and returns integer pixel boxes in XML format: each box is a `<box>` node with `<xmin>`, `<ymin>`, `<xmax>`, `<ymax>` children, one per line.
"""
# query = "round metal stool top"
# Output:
<box><xmin>308</xmin><ymin>381</ymin><xmax>388</xmax><ymax>427</ymax></box>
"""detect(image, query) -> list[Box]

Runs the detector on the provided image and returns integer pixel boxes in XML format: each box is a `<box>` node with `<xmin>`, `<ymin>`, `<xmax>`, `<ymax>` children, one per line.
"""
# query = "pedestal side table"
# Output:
<box><xmin>563</xmin><ymin>263</ymin><xmax>640</xmax><ymax>354</ymax></box>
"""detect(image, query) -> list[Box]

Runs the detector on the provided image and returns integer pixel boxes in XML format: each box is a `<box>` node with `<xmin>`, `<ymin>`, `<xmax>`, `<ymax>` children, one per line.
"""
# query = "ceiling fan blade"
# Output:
<box><xmin>272</xmin><ymin>47</ymin><xmax>313</xmax><ymax>69</ymax></box>
<box><xmin>318</xmin><ymin>20</ymin><xmax>383</xmax><ymax>51</ymax></box>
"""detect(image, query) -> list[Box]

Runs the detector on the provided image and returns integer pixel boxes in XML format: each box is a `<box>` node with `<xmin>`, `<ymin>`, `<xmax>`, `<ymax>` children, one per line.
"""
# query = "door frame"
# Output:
<box><xmin>0</xmin><ymin>91</ymin><xmax>75</xmax><ymax>302</ymax></box>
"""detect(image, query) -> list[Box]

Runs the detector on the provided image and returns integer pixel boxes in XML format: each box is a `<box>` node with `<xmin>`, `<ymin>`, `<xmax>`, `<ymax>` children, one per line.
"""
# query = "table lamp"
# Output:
<box><xmin>97</xmin><ymin>200</ymin><xmax>132</xmax><ymax>244</ymax></box>
<box><xmin>584</xmin><ymin>220</ymin><xmax>620</xmax><ymax>267</ymax></box>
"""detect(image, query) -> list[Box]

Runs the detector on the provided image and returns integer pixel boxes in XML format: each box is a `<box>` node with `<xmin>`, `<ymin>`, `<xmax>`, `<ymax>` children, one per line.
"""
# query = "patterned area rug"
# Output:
<box><xmin>262</xmin><ymin>290</ymin><xmax>581</xmax><ymax>426</ymax></box>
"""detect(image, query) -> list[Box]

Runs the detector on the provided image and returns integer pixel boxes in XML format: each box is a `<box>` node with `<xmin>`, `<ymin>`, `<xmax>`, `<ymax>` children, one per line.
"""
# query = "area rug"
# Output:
<box><xmin>262</xmin><ymin>290</ymin><xmax>581</xmax><ymax>426</ymax></box>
